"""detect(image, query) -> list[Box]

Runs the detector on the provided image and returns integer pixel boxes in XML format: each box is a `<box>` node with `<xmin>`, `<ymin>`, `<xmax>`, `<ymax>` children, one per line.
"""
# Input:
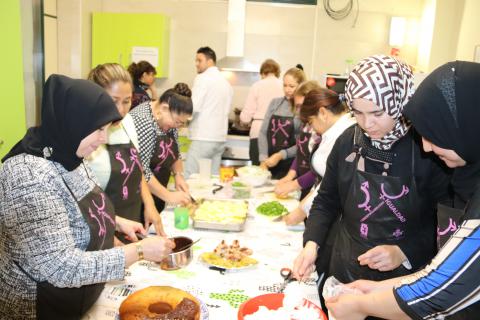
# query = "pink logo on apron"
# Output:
<box><xmin>271</xmin><ymin>118</ymin><xmax>291</xmax><ymax>147</ymax></box>
<box><xmin>114</xmin><ymin>148</ymin><xmax>142</xmax><ymax>200</ymax></box>
<box><xmin>357</xmin><ymin>181</ymin><xmax>409</xmax><ymax>238</ymax></box>
<box><xmin>153</xmin><ymin>139</ymin><xmax>176</xmax><ymax>173</ymax></box>
<box><xmin>88</xmin><ymin>193</ymin><xmax>115</xmax><ymax>246</ymax></box>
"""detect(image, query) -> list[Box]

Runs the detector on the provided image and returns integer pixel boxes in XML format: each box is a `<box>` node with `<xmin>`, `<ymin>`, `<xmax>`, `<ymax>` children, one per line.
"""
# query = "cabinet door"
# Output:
<box><xmin>92</xmin><ymin>13</ymin><xmax>170</xmax><ymax>77</ymax></box>
<box><xmin>0</xmin><ymin>0</ymin><xmax>27</xmax><ymax>160</ymax></box>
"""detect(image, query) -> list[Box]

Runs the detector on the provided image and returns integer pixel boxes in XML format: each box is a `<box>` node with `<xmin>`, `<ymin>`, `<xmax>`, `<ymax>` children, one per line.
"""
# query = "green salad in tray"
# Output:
<box><xmin>256</xmin><ymin>201</ymin><xmax>288</xmax><ymax>217</ymax></box>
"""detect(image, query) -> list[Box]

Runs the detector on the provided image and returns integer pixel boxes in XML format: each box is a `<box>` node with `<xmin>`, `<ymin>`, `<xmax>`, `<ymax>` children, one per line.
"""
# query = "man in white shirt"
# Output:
<box><xmin>185</xmin><ymin>46</ymin><xmax>233</xmax><ymax>178</ymax></box>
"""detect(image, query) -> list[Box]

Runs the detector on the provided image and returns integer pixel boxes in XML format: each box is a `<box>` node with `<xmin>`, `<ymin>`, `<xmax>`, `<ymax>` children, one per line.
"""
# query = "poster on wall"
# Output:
<box><xmin>132</xmin><ymin>47</ymin><xmax>159</xmax><ymax>67</ymax></box>
<box><xmin>474</xmin><ymin>45</ymin><xmax>480</xmax><ymax>63</ymax></box>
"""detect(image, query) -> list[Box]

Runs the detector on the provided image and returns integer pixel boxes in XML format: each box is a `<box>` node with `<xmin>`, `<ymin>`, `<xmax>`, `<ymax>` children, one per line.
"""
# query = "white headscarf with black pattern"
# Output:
<box><xmin>345</xmin><ymin>55</ymin><xmax>414</xmax><ymax>150</ymax></box>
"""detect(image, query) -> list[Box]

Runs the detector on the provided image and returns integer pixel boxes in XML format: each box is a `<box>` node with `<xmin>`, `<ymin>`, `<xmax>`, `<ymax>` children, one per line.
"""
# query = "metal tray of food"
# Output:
<box><xmin>191</xmin><ymin>198</ymin><xmax>249</xmax><ymax>232</ymax></box>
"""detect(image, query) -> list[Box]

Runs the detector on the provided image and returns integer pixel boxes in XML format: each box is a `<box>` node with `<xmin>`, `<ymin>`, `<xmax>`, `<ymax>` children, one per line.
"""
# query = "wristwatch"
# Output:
<box><xmin>136</xmin><ymin>243</ymin><xmax>144</xmax><ymax>260</ymax></box>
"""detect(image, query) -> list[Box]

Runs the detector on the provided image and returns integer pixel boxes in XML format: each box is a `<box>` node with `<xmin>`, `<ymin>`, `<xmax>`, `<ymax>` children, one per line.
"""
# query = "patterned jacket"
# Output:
<box><xmin>0</xmin><ymin>154</ymin><xmax>125</xmax><ymax>319</ymax></box>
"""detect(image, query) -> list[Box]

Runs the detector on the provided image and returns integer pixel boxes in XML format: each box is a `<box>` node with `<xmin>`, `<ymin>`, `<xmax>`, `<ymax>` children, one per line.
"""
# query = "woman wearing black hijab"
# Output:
<box><xmin>0</xmin><ymin>75</ymin><xmax>175</xmax><ymax>320</ymax></box>
<box><xmin>325</xmin><ymin>61</ymin><xmax>480</xmax><ymax>320</ymax></box>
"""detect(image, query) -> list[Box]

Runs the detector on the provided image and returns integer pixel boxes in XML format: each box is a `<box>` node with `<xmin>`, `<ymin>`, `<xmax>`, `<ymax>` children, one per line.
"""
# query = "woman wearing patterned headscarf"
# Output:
<box><xmin>292</xmin><ymin>55</ymin><xmax>450</xmax><ymax>291</ymax></box>
<box><xmin>325</xmin><ymin>61</ymin><xmax>480</xmax><ymax>320</ymax></box>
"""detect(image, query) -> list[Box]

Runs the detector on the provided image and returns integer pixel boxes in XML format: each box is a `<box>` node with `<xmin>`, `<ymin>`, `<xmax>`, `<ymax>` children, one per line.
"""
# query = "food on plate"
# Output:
<box><xmin>256</xmin><ymin>201</ymin><xmax>288</xmax><ymax>217</ymax></box>
<box><xmin>119</xmin><ymin>286</ymin><xmax>200</xmax><ymax>320</ymax></box>
<box><xmin>193</xmin><ymin>200</ymin><xmax>248</xmax><ymax>224</ymax></box>
<box><xmin>200</xmin><ymin>240</ymin><xmax>257</xmax><ymax>269</ymax></box>
<box><xmin>231</xmin><ymin>181</ymin><xmax>251</xmax><ymax>199</ymax></box>
<box><xmin>236</xmin><ymin>165</ymin><xmax>271</xmax><ymax>187</ymax></box>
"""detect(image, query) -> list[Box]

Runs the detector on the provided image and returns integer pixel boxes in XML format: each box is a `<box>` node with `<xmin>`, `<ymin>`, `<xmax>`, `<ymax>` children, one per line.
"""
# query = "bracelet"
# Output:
<box><xmin>136</xmin><ymin>243</ymin><xmax>144</xmax><ymax>261</ymax></box>
<box><xmin>172</xmin><ymin>171</ymin><xmax>184</xmax><ymax>177</ymax></box>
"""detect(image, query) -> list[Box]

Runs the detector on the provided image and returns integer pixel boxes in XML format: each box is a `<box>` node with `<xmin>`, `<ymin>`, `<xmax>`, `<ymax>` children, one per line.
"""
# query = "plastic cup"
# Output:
<box><xmin>174</xmin><ymin>207</ymin><xmax>189</xmax><ymax>230</ymax></box>
<box><xmin>198</xmin><ymin>158</ymin><xmax>212</xmax><ymax>181</ymax></box>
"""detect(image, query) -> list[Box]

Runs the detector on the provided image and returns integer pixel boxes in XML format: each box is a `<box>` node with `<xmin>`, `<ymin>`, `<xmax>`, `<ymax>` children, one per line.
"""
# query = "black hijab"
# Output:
<box><xmin>404</xmin><ymin>61</ymin><xmax>480</xmax><ymax>204</ymax></box>
<box><xmin>2</xmin><ymin>74</ymin><xmax>122</xmax><ymax>171</ymax></box>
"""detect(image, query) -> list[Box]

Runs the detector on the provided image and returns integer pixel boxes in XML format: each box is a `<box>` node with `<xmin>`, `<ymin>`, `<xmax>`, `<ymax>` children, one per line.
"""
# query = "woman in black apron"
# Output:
<box><xmin>275</xmin><ymin>81</ymin><xmax>321</xmax><ymax>200</ymax></box>
<box><xmin>0</xmin><ymin>75</ymin><xmax>175</xmax><ymax>319</ymax></box>
<box><xmin>258</xmin><ymin>67</ymin><xmax>306</xmax><ymax>179</ymax></box>
<box><xmin>293</xmin><ymin>56</ymin><xmax>450</xmax><ymax>292</ymax></box>
<box><xmin>87</xmin><ymin>63</ymin><xmax>166</xmax><ymax>239</ymax></box>
<box><xmin>130</xmin><ymin>85</ymin><xmax>193</xmax><ymax>213</ymax></box>
<box><xmin>127</xmin><ymin>60</ymin><xmax>158</xmax><ymax>109</ymax></box>
<box><xmin>324</xmin><ymin>62</ymin><xmax>480</xmax><ymax>320</ymax></box>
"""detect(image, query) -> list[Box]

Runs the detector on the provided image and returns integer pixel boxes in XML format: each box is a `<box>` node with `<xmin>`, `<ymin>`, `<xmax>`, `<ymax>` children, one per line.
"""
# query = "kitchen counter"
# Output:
<box><xmin>82</xmin><ymin>177</ymin><xmax>320</xmax><ymax>319</ymax></box>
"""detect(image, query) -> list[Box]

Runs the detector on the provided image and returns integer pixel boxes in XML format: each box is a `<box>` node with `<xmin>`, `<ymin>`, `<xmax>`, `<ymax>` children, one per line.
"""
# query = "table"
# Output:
<box><xmin>82</xmin><ymin>178</ymin><xmax>320</xmax><ymax>320</ymax></box>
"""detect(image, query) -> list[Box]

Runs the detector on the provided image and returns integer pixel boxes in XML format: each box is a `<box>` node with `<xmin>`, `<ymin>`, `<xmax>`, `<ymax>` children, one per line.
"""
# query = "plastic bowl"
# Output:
<box><xmin>232</xmin><ymin>182</ymin><xmax>251</xmax><ymax>199</ymax></box>
<box><xmin>236</xmin><ymin>169</ymin><xmax>271</xmax><ymax>187</ymax></box>
<box><xmin>237</xmin><ymin>293</ymin><xmax>327</xmax><ymax>320</ymax></box>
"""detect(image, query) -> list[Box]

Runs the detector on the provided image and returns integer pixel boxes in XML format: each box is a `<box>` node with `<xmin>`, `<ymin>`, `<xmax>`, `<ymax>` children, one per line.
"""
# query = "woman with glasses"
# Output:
<box><xmin>129</xmin><ymin>84</ymin><xmax>193</xmax><ymax>213</ymax></box>
<box><xmin>86</xmin><ymin>63</ymin><xmax>167</xmax><ymax>240</ymax></box>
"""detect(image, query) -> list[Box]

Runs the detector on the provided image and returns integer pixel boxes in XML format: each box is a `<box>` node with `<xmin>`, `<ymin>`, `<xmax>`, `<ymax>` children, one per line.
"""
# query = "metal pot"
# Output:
<box><xmin>160</xmin><ymin>236</ymin><xmax>193</xmax><ymax>270</ymax></box>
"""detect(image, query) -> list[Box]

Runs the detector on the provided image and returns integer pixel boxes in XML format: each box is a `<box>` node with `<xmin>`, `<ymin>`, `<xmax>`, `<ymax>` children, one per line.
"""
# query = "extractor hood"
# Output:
<box><xmin>217</xmin><ymin>0</ymin><xmax>258</xmax><ymax>73</ymax></box>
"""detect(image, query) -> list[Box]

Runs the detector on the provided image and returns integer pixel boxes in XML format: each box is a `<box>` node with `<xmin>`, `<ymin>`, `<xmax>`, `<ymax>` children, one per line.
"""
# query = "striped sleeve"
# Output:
<box><xmin>393</xmin><ymin>219</ymin><xmax>480</xmax><ymax>319</ymax></box>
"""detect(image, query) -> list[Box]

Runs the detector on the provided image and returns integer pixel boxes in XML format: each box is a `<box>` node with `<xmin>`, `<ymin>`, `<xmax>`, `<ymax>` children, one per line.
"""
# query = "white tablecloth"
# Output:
<box><xmin>82</xmin><ymin>178</ymin><xmax>319</xmax><ymax>320</ymax></box>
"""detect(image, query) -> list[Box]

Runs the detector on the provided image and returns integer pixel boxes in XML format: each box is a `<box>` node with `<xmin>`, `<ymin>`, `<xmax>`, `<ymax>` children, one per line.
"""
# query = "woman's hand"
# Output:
<box><xmin>345</xmin><ymin>280</ymin><xmax>382</xmax><ymax>294</ymax></box>
<box><xmin>326</xmin><ymin>294</ymin><xmax>366</xmax><ymax>320</ymax></box>
<box><xmin>114</xmin><ymin>236</ymin><xmax>125</xmax><ymax>247</ymax></box>
<box><xmin>143</xmin><ymin>205</ymin><xmax>167</xmax><ymax>237</ymax></box>
<box><xmin>174</xmin><ymin>173</ymin><xmax>189</xmax><ymax>193</ymax></box>
<box><xmin>264</xmin><ymin>152</ymin><xmax>283</xmax><ymax>168</ymax></box>
<box><xmin>275</xmin><ymin>180</ymin><xmax>300</xmax><ymax>198</ymax></box>
<box><xmin>259</xmin><ymin>162</ymin><xmax>269</xmax><ymax>170</ymax></box>
<box><xmin>358</xmin><ymin>245</ymin><xmax>407</xmax><ymax>271</ymax></box>
<box><xmin>283</xmin><ymin>207</ymin><xmax>307</xmax><ymax>226</ymax></box>
<box><xmin>141</xmin><ymin>236</ymin><xmax>176</xmax><ymax>262</ymax></box>
<box><xmin>292</xmin><ymin>241</ymin><xmax>318</xmax><ymax>280</ymax></box>
<box><xmin>166</xmin><ymin>190</ymin><xmax>190</xmax><ymax>206</ymax></box>
<box><xmin>115</xmin><ymin>216</ymin><xmax>146</xmax><ymax>242</ymax></box>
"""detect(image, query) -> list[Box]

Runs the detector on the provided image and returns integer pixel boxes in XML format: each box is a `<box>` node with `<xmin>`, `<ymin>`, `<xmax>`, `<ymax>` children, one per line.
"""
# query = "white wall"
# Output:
<box><xmin>456</xmin><ymin>0</ymin><xmax>480</xmax><ymax>62</ymax></box>
<box><xmin>427</xmin><ymin>0</ymin><xmax>464</xmax><ymax>72</ymax></box>
<box><xmin>57</xmin><ymin>0</ymin><xmax>426</xmax><ymax>109</ymax></box>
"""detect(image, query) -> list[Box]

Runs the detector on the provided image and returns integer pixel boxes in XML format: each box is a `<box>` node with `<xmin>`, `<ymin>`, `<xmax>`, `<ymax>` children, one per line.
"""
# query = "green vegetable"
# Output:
<box><xmin>232</xmin><ymin>181</ymin><xmax>246</xmax><ymax>187</ymax></box>
<box><xmin>256</xmin><ymin>201</ymin><xmax>288</xmax><ymax>216</ymax></box>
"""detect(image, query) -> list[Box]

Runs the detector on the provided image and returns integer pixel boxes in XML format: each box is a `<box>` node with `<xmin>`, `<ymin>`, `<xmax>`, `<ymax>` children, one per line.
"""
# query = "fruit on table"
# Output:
<box><xmin>256</xmin><ymin>201</ymin><xmax>288</xmax><ymax>217</ymax></box>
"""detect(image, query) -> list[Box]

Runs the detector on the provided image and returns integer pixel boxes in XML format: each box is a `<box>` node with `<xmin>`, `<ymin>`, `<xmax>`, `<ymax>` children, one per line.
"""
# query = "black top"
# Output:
<box><xmin>304</xmin><ymin>125</ymin><xmax>451</xmax><ymax>270</ymax></box>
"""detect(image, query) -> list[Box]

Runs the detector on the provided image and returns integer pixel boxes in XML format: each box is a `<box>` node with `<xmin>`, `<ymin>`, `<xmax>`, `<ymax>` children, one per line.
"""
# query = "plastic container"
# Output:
<box><xmin>220</xmin><ymin>164</ymin><xmax>235</xmax><ymax>182</ymax></box>
<box><xmin>231</xmin><ymin>182</ymin><xmax>251</xmax><ymax>199</ymax></box>
<box><xmin>174</xmin><ymin>207</ymin><xmax>190</xmax><ymax>229</ymax></box>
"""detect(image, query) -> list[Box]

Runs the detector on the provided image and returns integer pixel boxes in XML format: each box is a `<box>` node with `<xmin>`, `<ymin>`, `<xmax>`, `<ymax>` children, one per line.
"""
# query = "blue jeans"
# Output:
<box><xmin>184</xmin><ymin>140</ymin><xmax>225</xmax><ymax>178</ymax></box>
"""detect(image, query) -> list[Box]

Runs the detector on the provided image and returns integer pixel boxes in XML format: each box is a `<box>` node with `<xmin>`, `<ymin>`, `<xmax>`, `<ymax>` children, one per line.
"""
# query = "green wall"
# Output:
<box><xmin>92</xmin><ymin>13</ymin><xmax>170</xmax><ymax>77</ymax></box>
<box><xmin>0</xmin><ymin>0</ymin><xmax>27</xmax><ymax>160</ymax></box>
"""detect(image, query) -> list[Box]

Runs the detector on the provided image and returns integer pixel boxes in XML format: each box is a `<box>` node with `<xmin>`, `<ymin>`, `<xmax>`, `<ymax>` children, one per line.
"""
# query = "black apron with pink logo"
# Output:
<box><xmin>150</xmin><ymin>131</ymin><xmax>179</xmax><ymax>211</ymax></box>
<box><xmin>33</xmin><ymin>168</ymin><xmax>116</xmax><ymax>319</ymax></box>
<box><xmin>329</xmin><ymin>130</ymin><xmax>425</xmax><ymax>283</ymax></box>
<box><xmin>267</xmin><ymin>114</ymin><xmax>295</xmax><ymax>179</ymax></box>
<box><xmin>295</xmin><ymin>127</ymin><xmax>314</xmax><ymax>199</ymax></box>
<box><xmin>104</xmin><ymin>142</ymin><xmax>143</xmax><ymax>222</ymax></box>
<box><xmin>436</xmin><ymin>203</ymin><xmax>464</xmax><ymax>249</ymax></box>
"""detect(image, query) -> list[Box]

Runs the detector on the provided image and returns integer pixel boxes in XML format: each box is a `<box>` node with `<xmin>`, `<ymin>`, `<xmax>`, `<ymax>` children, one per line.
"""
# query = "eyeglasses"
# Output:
<box><xmin>169</xmin><ymin>109</ymin><xmax>188</xmax><ymax>127</ymax></box>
